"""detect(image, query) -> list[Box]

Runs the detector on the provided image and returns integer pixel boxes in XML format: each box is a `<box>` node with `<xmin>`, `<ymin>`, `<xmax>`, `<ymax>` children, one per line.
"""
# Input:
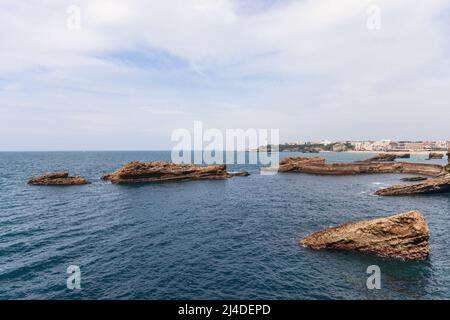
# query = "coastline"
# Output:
<box><xmin>319</xmin><ymin>150</ymin><xmax>446</xmax><ymax>155</ymax></box>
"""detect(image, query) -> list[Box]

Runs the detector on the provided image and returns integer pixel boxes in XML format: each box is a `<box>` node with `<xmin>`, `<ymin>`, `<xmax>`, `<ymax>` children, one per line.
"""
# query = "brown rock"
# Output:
<box><xmin>427</xmin><ymin>152</ymin><xmax>444</xmax><ymax>160</ymax></box>
<box><xmin>400</xmin><ymin>176</ymin><xmax>428</xmax><ymax>182</ymax></box>
<box><xmin>375</xmin><ymin>174</ymin><xmax>450</xmax><ymax>196</ymax></box>
<box><xmin>277</xmin><ymin>156</ymin><xmax>444</xmax><ymax>176</ymax></box>
<box><xmin>364</xmin><ymin>153</ymin><xmax>398</xmax><ymax>162</ymax></box>
<box><xmin>28</xmin><ymin>172</ymin><xmax>90</xmax><ymax>185</ymax></box>
<box><xmin>101</xmin><ymin>161</ymin><xmax>248</xmax><ymax>184</ymax></box>
<box><xmin>278</xmin><ymin>157</ymin><xmax>325</xmax><ymax>172</ymax></box>
<box><xmin>230</xmin><ymin>171</ymin><xmax>250</xmax><ymax>177</ymax></box>
<box><xmin>299</xmin><ymin>211</ymin><xmax>430</xmax><ymax>261</ymax></box>
<box><xmin>397</xmin><ymin>153</ymin><xmax>411</xmax><ymax>159</ymax></box>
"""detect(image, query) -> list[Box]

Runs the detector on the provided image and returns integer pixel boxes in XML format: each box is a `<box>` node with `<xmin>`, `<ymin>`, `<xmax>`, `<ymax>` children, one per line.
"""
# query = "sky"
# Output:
<box><xmin>0</xmin><ymin>0</ymin><xmax>449</xmax><ymax>150</ymax></box>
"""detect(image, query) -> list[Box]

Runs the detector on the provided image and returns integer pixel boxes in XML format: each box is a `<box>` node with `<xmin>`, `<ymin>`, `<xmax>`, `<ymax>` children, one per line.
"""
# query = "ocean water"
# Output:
<box><xmin>0</xmin><ymin>151</ymin><xmax>449</xmax><ymax>300</ymax></box>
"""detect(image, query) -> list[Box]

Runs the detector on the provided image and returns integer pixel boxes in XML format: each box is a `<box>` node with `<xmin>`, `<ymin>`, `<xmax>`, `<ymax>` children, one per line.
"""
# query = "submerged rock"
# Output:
<box><xmin>230</xmin><ymin>171</ymin><xmax>250</xmax><ymax>177</ymax></box>
<box><xmin>299</xmin><ymin>211</ymin><xmax>430</xmax><ymax>261</ymax></box>
<box><xmin>102</xmin><ymin>161</ymin><xmax>249</xmax><ymax>184</ymax></box>
<box><xmin>397</xmin><ymin>153</ymin><xmax>411</xmax><ymax>159</ymax></box>
<box><xmin>400</xmin><ymin>176</ymin><xmax>428</xmax><ymax>182</ymax></box>
<box><xmin>375</xmin><ymin>174</ymin><xmax>450</xmax><ymax>196</ymax></box>
<box><xmin>28</xmin><ymin>172</ymin><xmax>90</xmax><ymax>185</ymax></box>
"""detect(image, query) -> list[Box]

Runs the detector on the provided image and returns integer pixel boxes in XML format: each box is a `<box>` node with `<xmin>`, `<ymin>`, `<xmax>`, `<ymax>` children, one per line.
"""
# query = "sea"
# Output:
<box><xmin>0</xmin><ymin>151</ymin><xmax>449</xmax><ymax>299</ymax></box>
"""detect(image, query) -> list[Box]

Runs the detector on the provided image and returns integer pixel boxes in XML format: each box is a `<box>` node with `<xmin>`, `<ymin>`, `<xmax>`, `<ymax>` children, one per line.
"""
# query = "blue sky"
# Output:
<box><xmin>0</xmin><ymin>0</ymin><xmax>449</xmax><ymax>150</ymax></box>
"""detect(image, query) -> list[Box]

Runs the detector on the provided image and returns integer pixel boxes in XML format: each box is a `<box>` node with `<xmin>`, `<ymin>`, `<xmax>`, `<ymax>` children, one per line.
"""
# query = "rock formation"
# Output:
<box><xmin>28</xmin><ymin>172</ymin><xmax>90</xmax><ymax>185</ymax></box>
<box><xmin>277</xmin><ymin>156</ymin><xmax>444</xmax><ymax>176</ymax></box>
<box><xmin>101</xmin><ymin>161</ymin><xmax>249</xmax><ymax>184</ymax></box>
<box><xmin>364</xmin><ymin>153</ymin><xmax>398</xmax><ymax>162</ymax></box>
<box><xmin>230</xmin><ymin>171</ymin><xmax>250</xmax><ymax>177</ymax></box>
<box><xmin>400</xmin><ymin>176</ymin><xmax>428</xmax><ymax>182</ymax></box>
<box><xmin>299</xmin><ymin>211</ymin><xmax>430</xmax><ymax>261</ymax></box>
<box><xmin>278</xmin><ymin>157</ymin><xmax>326</xmax><ymax>172</ymax></box>
<box><xmin>375</xmin><ymin>174</ymin><xmax>450</xmax><ymax>196</ymax></box>
<box><xmin>362</xmin><ymin>153</ymin><xmax>410</xmax><ymax>162</ymax></box>
<box><xmin>427</xmin><ymin>152</ymin><xmax>444</xmax><ymax>160</ymax></box>
<box><xmin>397</xmin><ymin>153</ymin><xmax>411</xmax><ymax>159</ymax></box>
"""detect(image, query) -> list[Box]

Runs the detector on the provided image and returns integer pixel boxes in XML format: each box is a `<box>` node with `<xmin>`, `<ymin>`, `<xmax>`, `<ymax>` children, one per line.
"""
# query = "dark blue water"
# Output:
<box><xmin>0</xmin><ymin>151</ymin><xmax>449</xmax><ymax>299</ymax></box>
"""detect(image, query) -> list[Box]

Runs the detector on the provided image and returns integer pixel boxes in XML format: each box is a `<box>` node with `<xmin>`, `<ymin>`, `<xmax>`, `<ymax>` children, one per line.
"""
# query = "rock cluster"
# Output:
<box><xmin>375</xmin><ymin>174</ymin><xmax>450</xmax><ymax>196</ymax></box>
<box><xmin>101</xmin><ymin>161</ymin><xmax>249</xmax><ymax>184</ymax></box>
<box><xmin>277</xmin><ymin>156</ymin><xmax>444</xmax><ymax>176</ymax></box>
<box><xmin>400</xmin><ymin>176</ymin><xmax>428</xmax><ymax>182</ymax></box>
<box><xmin>28</xmin><ymin>172</ymin><xmax>90</xmax><ymax>185</ymax></box>
<box><xmin>361</xmin><ymin>153</ymin><xmax>410</xmax><ymax>162</ymax></box>
<box><xmin>427</xmin><ymin>152</ymin><xmax>444</xmax><ymax>160</ymax></box>
<box><xmin>299</xmin><ymin>211</ymin><xmax>430</xmax><ymax>261</ymax></box>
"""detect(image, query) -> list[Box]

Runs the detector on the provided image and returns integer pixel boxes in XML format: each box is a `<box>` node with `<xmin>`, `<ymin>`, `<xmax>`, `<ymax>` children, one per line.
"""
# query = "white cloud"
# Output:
<box><xmin>0</xmin><ymin>0</ymin><xmax>449</xmax><ymax>150</ymax></box>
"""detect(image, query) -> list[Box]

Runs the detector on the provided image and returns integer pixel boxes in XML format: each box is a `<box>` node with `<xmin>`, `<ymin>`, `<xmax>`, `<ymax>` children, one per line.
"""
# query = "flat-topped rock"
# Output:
<box><xmin>101</xmin><ymin>161</ymin><xmax>249</xmax><ymax>184</ymax></box>
<box><xmin>363</xmin><ymin>153</ymin><xmax>398</xmax><ymax>162</ymax></box>
<box><xmin>427</xmin><ymin>152</ymin><xmax>444</xmax><ymax>160</ymax></box>
<box><xmin>277</xmin><ymin>156</ymin><xmax>445</xmax><ymax>176</ymax></box>
<box><xmin>278</xmin><ymin>157</ymin><xmax>326</xmax><ymax>172</ymax></box>
<box><xmin>299</xmin><ymin>211</ymin><xmax>430</xmax><ymax>261</ymax></box>
<box><xmin>400</xmin><ymin>176</ymin><xmax>428</xmax><ymax>182</ymax></box>
<box><xmin>375</xmin><ymin>174</ymin><xmax>450</xmax><ymax>196</ymax></box>
<box><xmin>28</xmin><ymin>172</ymin><xmax>90</xmax><ymax>185</ymax></box>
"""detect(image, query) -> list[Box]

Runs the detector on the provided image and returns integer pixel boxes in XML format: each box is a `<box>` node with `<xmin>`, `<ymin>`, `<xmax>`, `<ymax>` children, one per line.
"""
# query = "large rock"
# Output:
<box><xmin>400</xmin><ymin>176</ymin><xmax>427</xmax><ymax>182</ymax></box>
<box><xmin>427</xmin><ymin>152</ymin><xmax>444</xmax><ymax>160</ymax></box>
<box><xmin>102</xmin><ymin>161</ymin><xmax>249</xmax><ymax>184</ymax></box>
<box><xmin>364</xmin><ymin>153</ymin><xmax>398</xmax><ymax>162</ymax></box>
<box><xmin>299</xmin><ymin>211</ymin><xmax>430</xmax><ymax>261</ymax></box>
<box><xmin>28</xmin><ymin>172</ymin><xmax>90</xmax><ymax>185</ymax></box>
<box><xmin>277</xmin><ymin>156</ymin><xmax>444</xmax><ymax>176</ymax></box>
<box><xmin>375</xmin><ymin>174</ymin><xmax>450</xmax><ymax>196</ymax></box>
<box><xmin>278</xmin><ymin>157</ymin><xmax>326</xmax><ymax>172</ymax></box>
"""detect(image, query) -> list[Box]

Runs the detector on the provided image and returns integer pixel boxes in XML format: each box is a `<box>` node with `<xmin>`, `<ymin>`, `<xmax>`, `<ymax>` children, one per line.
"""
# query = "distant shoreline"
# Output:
<box><xmin>320</xmin><ymin>150</ymin><xmax>447</xmax><ymax>155</ymax></box>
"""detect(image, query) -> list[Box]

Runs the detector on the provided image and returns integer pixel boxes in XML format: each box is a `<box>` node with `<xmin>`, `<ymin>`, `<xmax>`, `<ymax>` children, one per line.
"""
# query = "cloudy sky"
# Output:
<box><xmin>0</xmin><ymin>0</ymin><xmax>449</xmax><ymax>150</ymax></box>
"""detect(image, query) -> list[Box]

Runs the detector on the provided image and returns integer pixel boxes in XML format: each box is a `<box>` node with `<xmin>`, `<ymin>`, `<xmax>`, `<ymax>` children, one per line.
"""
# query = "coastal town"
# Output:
<box><xmin>262</xmin><ymin>140</ymin><xmax>450</xmax><ymax>153</ymax></box>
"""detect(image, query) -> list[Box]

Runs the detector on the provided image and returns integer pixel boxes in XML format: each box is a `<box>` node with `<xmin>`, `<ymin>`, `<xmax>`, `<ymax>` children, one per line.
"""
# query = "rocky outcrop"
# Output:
<box><xmin>230</xmin><ymin>171</ymin><xmax>250</xmax><ymax>177</ymax></box>
<box><xmin>427</xmin><ymin>152</ymin><xmax>444</xmax><ymax>160</ymax></box>
<box><xmin>28</xmin><ymin>172</ymin><xmax>90</xmax><ymax>185</ymax></box>
<box><xmin>277</xmin><ymin>156</ymin><xmax>445</xmax><ymax>176</ymax></box>
<box><xmin>375</xmin><ymin>174</ymin><xmax>450</xmax><ymax>196</ymax></box>
<box><xmin>364</xmin><ymin>153</ymin><xmax>398</xmax><ymax>162</ymax></box>
<box><xmin>397</xmin><ymin>153</ymin><xmax>411</xmax><ymax>159</ymax></box>
<box><xmin>278</xmin><ymin>157</ymin><xmax>326</xmax><ymax>172</ymax></box>
<box><xmin>362</xmin><ymin>153</ymin><xmax>410</xmax><ymax>162</ymax></box>
<box><xmin>400</xmin><ymin>176</ymin><xmax>427</xmax><ymax>182</ymax></box>
<box><xmin>101</xmin><ymin>161</ymin><xmax>249</xmax><ymax>184</ymax></box>
<box><xmin>299</xmin><ymin>211</ymin><xmax>430</xmax><ymax>261</ymax></box>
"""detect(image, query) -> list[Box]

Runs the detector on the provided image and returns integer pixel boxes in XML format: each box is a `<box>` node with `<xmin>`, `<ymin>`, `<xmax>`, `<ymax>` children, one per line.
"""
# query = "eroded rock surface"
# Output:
<box><xmin>400</xmin><ymin>176</ymin><xmax>428</xmax><ymax>182</ymax></box>
<box><xmin>102</xmin><ymin>161</ymin><xmax>249</xmax><ymax>184</ymax></box>
<box><xmin>28</xmin><ymin>172</ymin><xmax>90</xmax><ymax>185</ymax></box>
<box><xmin>277</xmin><ymin>157</ymin><xmax>444</xmax><ymax>176</ymax></box>
<box><xmin>428</xmin><ymin>152</ymin><xmax>444</xmax><ymax>160</ymax></box>
<box><xmin>364</xmin><ymin>153</ymin><xmax>398</xmax><ymax>162</ymax></box>
<box><xmin>375</xmin><ymin>174</ymin><xmax>450</xmax><ymax>196</ymax></box>
<box><xmin>299</xmin><ymin>211</ymin><xmax>430</xmax><ymax>261</ymax></box>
